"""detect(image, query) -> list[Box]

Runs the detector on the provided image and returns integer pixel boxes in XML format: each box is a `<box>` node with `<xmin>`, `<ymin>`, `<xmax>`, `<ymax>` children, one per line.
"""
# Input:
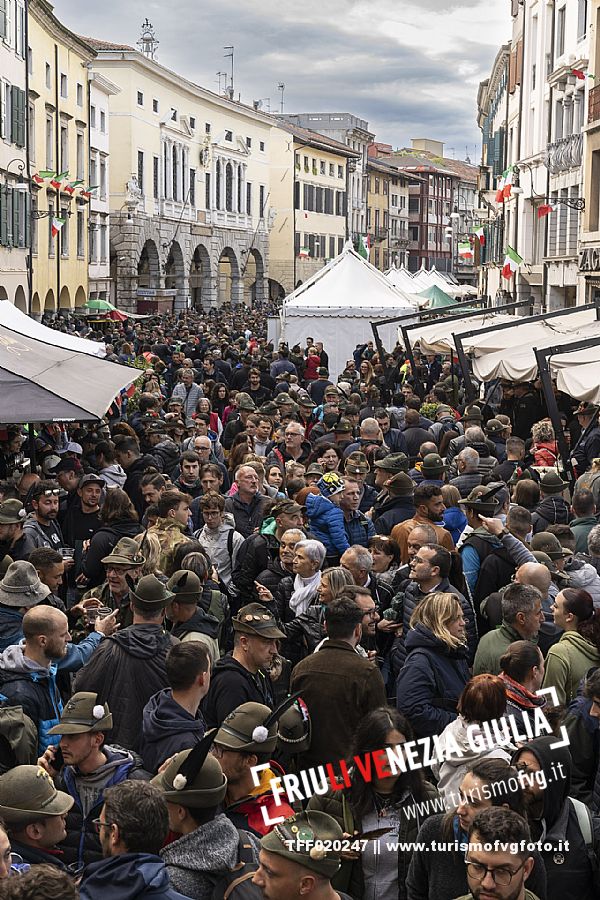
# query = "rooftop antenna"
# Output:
<box><xmin>465</xmin><ymin>145</ymin><xmax>471</xmax><ymax>163</ymax></box>
<box><xmin>216</xmin><ymin>71</ymin><xmax>227</xmax><ymax>94</ymax></box>
<box><xmin>277</xmin><ymin>82</ymin><xmax>285</xmax><ymax>114</ymax></box>
<box><xmin>224</xmin><ymin>46</ymin><xmax>234</xmax><ymax>100</ymax></box>
<box><xmin>137</xmin><ymin>18</ymin><xmax>158</xmax><ymax>60</ymax></box>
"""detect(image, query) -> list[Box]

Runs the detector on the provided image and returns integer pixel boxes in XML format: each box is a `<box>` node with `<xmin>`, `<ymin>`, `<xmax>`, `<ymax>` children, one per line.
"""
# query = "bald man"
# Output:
<box><xmin>0</xmin><ymin>606</ymin><xmax>115</xmax><ymax>753</ymax></box>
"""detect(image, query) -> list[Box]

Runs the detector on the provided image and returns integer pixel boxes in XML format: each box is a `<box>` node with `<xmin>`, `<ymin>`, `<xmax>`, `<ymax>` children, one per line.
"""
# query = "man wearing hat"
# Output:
<box><xmin>0</xmin><ymin>559</ymin><xmax>51</xmax><ymax>651</ymax></box>
<box><xmin>0</xmin><ymin>497</ymin><xmax>29</xmax><ymax>562</ymax></box>
<box><xmin>572</xmin><ymin>401</ymin><xmax>600</xmax><ymax>474</ymax></box>
<box><xmin>254</xmin><ymin>810</ymin><xmax>354</xmax><ymax>900</ymax></box>
<box><xmin>152</xmin><ymin>740</ymin><xmax>259</xmax><ymax>897</ymax></box>
<box><xmin>165</xmin><ymin>570</ymin><xmax>220</xmax><ymax>664</ymax></box>
<box><xmin>81</xmin><ymin>536</ymin><xmax>145</xmax><ymax>626</ymax></box>
<box><xmin>344</xmin><ymin>452</ymin><xmax>378</xmax><ymax>514</ymax></box>
<box><xmin>74</xmin><ymin>575</ymin><xmax>178</xmax><ymax>753</ymax></box>
<box><xmin>370</xmin><ymin>472</ymin><xmax>416</xmax><ymax>535</ymax></box>
<box><xmin>485</xmin><ymin>418</ymin><xmax>509</xmax><ymax>463</ymax></box>
<box><xmin>307</xmin><ymin>367</ymin><xmax>333</xmax><ymax>406</ymax></box>
<box><xmin>213</xmin><ymin>701</ymin><xmax>295</xmax><ymax>836</ymax></box>
<box><xmin>445</xmin><ymin>404</ymin><xmax>488</xmax><ymax>468</ymax></box>
<box><xmin>232</xmin><ymin>498</ymin><xmax>305</xmax><ymax>607</ymax></box>
<box><xmin>203</xmin><ymin>603</ymin><xmax>284</xmax><ymax>729</ymax></box>
<box><xmin>531</xmin><ymin>471</ymin><xmax>571</xmax><ymax>534</ymax></box>
<box><xmin>40</xmin><ymin>692</ymin><xmax>148</xmax><ymax>869</ymax></box>
<box><xmin>0</xmin><ymin>765</ymin><xmax>73</xmax><ymax>869</ymax></box>
<box><xmin>222</xmin><ymin>393</ymin><xmax>257</xmax><ymax>451</ymax></box>
<box><xmin>373</xmin><ymin>453</ymin><xmax>410</xmax><ymax>491</ymax></box>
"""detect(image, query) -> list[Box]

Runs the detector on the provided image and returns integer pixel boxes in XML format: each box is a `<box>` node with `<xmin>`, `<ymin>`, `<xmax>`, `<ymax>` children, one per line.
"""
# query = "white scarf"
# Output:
<box><xmin>289</xmin><ymin>571</ymin><xmax>322</xmax><ymax>616</ymax></box>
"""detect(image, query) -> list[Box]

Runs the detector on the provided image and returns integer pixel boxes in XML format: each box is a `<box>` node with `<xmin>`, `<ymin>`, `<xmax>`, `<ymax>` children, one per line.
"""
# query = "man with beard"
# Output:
<box><xmin>459</xmin><ymin>807</ymin><xmax>536</xmax><ymax>900</ymax></box>
<box><xmin>391</xmin><ymin>484</ymin><xmax>455</xmax><ymax>562</ymax></box>
<box><xmin>511</xmin><ymin>736</ymin><xmax>599</xmax><ymax>900</ymax></box>
<box><xmin>0</xmin><ymin>606</ymin><xmax>114</xmax><ymax>752</ymax></box>
<box><xmin>21</xmin><ymin>481</ymin><xmax>68</xmax><ymax>557</ymax></box>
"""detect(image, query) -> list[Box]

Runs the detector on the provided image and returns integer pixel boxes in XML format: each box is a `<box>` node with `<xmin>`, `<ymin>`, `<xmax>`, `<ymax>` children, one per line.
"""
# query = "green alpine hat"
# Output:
<box><xmin>277</xmin><ymin>698</ymin><xmax>311</xmax><ymax>754</ymax></box>
<box><xmin>151</xmin><ymin>738</ymin><xmax>227</xmax><ymax>809</ymax></box>
<box><xmin>0</xmin><ymin>765</ymin><xmax>74</xmax><ymax>825</ymax></box>
<box><xmin>214</xmin><ymin>702</ymin><xmax>278</xmax><ymax>754</ymax></box>
<box><xmin>458</xmin><ymin>483</ymin><xmax>504</xmax><ymax>516</ymax></box>
<box><xmin>48</xmin><ymin>692</ymin><xmax>112</xmax><ymax>735</ymax></box>
<box><xmin>233</xmin><ymin>603</ymin><xmax>285</xmax><ymax>639</ymax></box>
<box><xmin>0</xmin><ymin>499</ymin><xmax>26</xmax><ymax>525</ymax></box>
<box><xmin>101</xmin><ymin>537</ymin><xmax>146</xmax><ymax>568</ymax></box>
<box><xmin>261</xmin><ymin>811</ymin><xmax>344</xmax><ymax>878</ymax></box>
<box><xmin>166</xmin><ymin>570</ymin><xmax>202</xmax><ymax>604</ymax></box>
<box><xmin>530</xmin><ymin>532</ymin><xmax>572</xmax><ymax>560</ymax></box>
<box><xmin>129</xmin><ymin>574</ymin><xmax>173</xmax><ymax>610</ymax></box>
<box><xmin>374</xmin><ymin>452</ymin><xmax>409</xmax><ymax>473</ymax></box>
<box><xmin>236</xmin><ymin>392</ymin><xmax>257</xmax><ymax>412</ymax></box>
<box><xmin>539</xmin><ymin>471</ymin><xmax>569</xmax><ymax>495</ymax></box>
<box><xmin>420</xmin><ymin>453</ymin><xmax>448</xmax><ymax>476</ymax></box>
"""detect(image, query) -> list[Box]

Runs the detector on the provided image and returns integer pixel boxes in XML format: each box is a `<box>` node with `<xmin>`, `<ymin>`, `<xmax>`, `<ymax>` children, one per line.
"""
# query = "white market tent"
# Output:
<box><xmin>0</xmin><ymin>300</ymin><xmax>106</xmax><ymax>357</ymax></box>
<box><xmin>406</xmin><ymin>311</ymin><xmax>520</xmax><ymax>355</ymax></box>
<box><xmin>281</xmin><ymin>244</ymin><xmax>418</xmax><ymax>378</ymax></box>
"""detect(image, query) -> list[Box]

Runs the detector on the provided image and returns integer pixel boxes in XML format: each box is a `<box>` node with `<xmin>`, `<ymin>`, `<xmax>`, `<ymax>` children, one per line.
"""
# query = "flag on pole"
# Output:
<box><xmin>51</xmin><ymin>217</ymin><xmax>66</xmax><ymax>239</ymax></box>
<box><xmin>503</xmin><ymin>168</ymin><xmax>514</xmax><ymax>200</ymax></box>
<box><xmin>358</xmin><ymin>234</ymin><xmax>371</xmax><ymax>259</ymax></box>
<box><xmin>495</xmin><ymin>173</ymin><xmax>506</xmax><ymax>204</ymax></box>
<box><xmin>502</xmin><ymin>246</ymin><xmax>523</xmax><ymax>280</ymax></box>
<box><xmin>79</xmin><ymin>185</ymin><xmax>99</xmax><ymax>201</ymax></box>
<box><xmin>537</xmin><ymin>204</ymin><xmax>555</xmax><ymax>219</ymax></box>
<box><xmin>458</xmin><ymin>241</ymin><xmax>473</xmax><ymax>260</ymax></box>
<box><xmin>572</xmin><ymin>68</ymin><xmax>586</xmax><ymax>80</ymax></box>
<box><xmin>49</xmin><ymin>171</ymin><xmax>69</xmax><ymax>190</ymax></box>
<box><xmin>473</xmin><ymin>226</ymin><xmax>485</xmax><ymax>246</ymax></box>
<box><xmin>298</xmin><ymin>247</ymin><xmax>309</xmax><ymax>259</ymax></box>
<box><xmin>64</xmin><ymin>180</ymin><xmax>84</xmax><ymax>195</ymax></box>
<box><xmin>33</xmin><ymin>170</ymin><xmax>55</xmax><ymax>185</ymax></box>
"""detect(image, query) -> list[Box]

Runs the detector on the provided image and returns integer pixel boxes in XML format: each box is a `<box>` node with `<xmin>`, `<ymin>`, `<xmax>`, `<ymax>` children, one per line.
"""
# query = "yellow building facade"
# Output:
<box><xmin>28</xmin><ymin>0</ymin><xmax>94</xmax><ymax>315</ymax></box>
<box><xmin>268</xmin><ymin>123</ymin><xmax>359</xmax><ymax>297</ymax></box>
<box><xmin>366</xmin><ymin>158</ymin><xmax>391</xmax><ymax>270</ymax></box>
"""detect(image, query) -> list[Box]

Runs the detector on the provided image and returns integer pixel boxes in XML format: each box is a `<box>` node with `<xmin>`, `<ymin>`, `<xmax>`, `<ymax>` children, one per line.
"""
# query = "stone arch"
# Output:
<box><xmin>268</xmin><ymin>279</ymin><xmax>286</xmax><ymax>303</ymax></box>
<box><xmin>217</xmin><ymin>246</ymin><xmax>241</xmax><ymax>306</ymax></box>
<box><xmin>74</xmin><ymin>286</ymin><xmax>87</xmax><ymax>308</ymax></box>
<box><xmin>44</xmin><ymin>289</ymin><xmax>56</xmax><ymax>311</ymax></box>
<box><xmin>59</xmin><ymin>286</ymin><xmax>71</xmax><ymax>309</ymax></box>
<box><xmin>243</xmin><ymin>247</ymin><xmax>266</xmax><ymax>307</ymax></box>
<box><xmin>0</xmin><ymin>287</ymin><xmax>8</xmax><ymax>302</ymax></box>
<box><xmin>189</xmin><ymin>244</ymin><xmax>211</xmax><ymax>310</ymax></box>
<box><xmin>164</xmin><ymin>240</ymin><xmax>185</xmax><ymax>293</ymax></box>
<box><xmin>14</xmin><ymin>286</ymin><xmax>27</xmax><ymax>312</ymax></box>
<box><xmin>31</xmin><ymin>292</ymin><xmax>41</xmax><ymax>317</ymax></box>
<box><xmin>137</xmin><ymin>239</ymin><xmax>160</xmax><ymax>289</ymax></box>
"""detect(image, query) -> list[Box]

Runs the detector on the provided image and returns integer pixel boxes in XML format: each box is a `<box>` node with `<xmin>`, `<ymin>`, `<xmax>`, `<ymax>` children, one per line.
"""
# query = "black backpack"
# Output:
<box><xmin>210</xmin><ymin>831</ymin><xmax>262</xmax><ymax>900</ymax></box>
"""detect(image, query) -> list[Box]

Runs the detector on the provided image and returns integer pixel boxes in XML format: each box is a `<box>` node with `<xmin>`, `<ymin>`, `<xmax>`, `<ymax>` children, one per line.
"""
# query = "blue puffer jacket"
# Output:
<box><xmin>304</xmin><ymin>492</ymin><xmax>349</xmax><ymax>556</ymax></box>
<box><xmin>396</xmin><ymin>623</ymin><xmax>470</xmax><ymax>738</ymax></box>
<box><xmin>0</xmin><ymin>635</ymin><xmax>102</xmax><ymax>754</ymax></box>
<box><xmin>79</xmin><ymin>853</ymin><xmax>191</xmax><ymax>899</ymax></box>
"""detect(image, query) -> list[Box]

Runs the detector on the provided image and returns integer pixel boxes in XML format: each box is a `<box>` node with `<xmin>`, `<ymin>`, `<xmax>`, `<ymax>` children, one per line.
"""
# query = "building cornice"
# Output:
<box><xmin>29</xmin><ymin>0</ymin><xmax>96</xmax><ymax>61</ymax></box>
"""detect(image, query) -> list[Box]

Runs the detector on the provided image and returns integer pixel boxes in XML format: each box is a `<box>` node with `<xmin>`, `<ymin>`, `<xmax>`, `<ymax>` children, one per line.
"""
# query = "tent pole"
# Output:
<box><xmin>452</xmin><ymin>334</ymin><xmax>476</xmax><ymax>403</ymax></box>
<box><xmin>400</xmin><ymin>325</ymin><xmax>424</xmax><ymax>399</ymax></box>
<box><xmin>533</xmin><ymin>347</ymin><xmax>573</xmax><ymax>487</ymax></box>
<box><xmin>27</xmin><ymin>425</ymin><xmax>37</xmax><ymax>472</ymax></box>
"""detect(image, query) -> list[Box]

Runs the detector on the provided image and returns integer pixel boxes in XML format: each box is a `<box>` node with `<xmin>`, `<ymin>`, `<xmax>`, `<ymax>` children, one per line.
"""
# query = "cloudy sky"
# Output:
<box><xmin>54</xmin><ymin>0</ymin><xmax>511</xmax><ymax>159</ymax></box>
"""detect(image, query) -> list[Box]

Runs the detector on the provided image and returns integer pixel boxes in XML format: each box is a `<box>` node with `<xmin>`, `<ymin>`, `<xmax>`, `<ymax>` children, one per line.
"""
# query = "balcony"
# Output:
<box><xmin>589</xmin><ymin>84</ymin><xmax>600</xmax><ymax>125</ymax></box>
<box><xmin>544</xmin><ymin>133</ymin><xmax>583</xmax><ymax>174</ymax></box>
<box><xmin>205</xmin><ymin>209</ymin><xmax>254</xmax><ymax>230</ymax></box>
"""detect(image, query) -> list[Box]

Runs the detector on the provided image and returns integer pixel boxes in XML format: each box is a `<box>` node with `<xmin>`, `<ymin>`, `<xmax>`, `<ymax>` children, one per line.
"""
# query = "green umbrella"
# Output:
<box><xmin>85</xmin><ymin>298</ymin><xmax>116</xmax><ymax>311</ymax></box>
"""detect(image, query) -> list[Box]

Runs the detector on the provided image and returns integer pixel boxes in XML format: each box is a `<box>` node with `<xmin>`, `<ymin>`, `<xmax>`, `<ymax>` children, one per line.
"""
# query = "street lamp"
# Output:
<box><xmin>4</xmin><ymin>158</ymin><xmax>28</xmax><ymax>191</ymax></box>
<box><xmin>512</xmin><ymin>163</ymin><xmax>585</xmax><ymax>210</ymax></box>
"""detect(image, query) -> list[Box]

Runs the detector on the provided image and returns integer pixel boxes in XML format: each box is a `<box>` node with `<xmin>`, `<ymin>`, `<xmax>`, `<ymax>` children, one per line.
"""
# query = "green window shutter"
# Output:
<box><xmin>11</xmin><ymin>85</ymin><xmax>20</xmax><ymax>146</ymax></box>
<box><xmin>0</xmin><ymin>186</ymin><xmax>7</xmax><ymax>246</ymax></box>
<box><xmin>5</xmin><ymin>188</ymin><xmax>13</xmax><ymax>246</ymax></box>
<box><xmin>12</xmin><ymin>188</ymin><xmax>20</xmax><ymax>247</ymax></box>
<box><xmin>24</xmin><ymin>193</ymin><xmax>30</xmax><ymax>248</ymax></box>
<box><xmin>16</xmin><ymin>88</ymin><xmax>25</xmax><ymax>148</ymax></box>
<box><xmin>0</xmin><ymin>0</ymin><xmax>7</xmax><ymax>40</ymax></box>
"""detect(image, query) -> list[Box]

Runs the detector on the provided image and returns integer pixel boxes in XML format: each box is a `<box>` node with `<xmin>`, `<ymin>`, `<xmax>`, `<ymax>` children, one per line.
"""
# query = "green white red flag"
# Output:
<box><xmin>49</xmin><ymin>171</ymin><xmax>69</xmax><ymax>190</ymax></box>
<box><xmin>51</xmin><ymin>217</ymin><xmax>66</xmax><ymax>239</ymax></box>
<box><xmin>458</xmin><ymin>241</ymin><xmax>473</xmax><ymax>260</ymax></box>
<box><xmin>473</xmin><ymin>226</ymin><xmax>485</xmax><ymax>246</ymax></box>
<box><xmin>502</xmin><ymin>246</ymin><xmax>523</xmax><ymax>280</ymax></box>
<box><xmin>537</xmin><ymin>204</ymin><xmax>555</xmax><ymax>219</ymax></box>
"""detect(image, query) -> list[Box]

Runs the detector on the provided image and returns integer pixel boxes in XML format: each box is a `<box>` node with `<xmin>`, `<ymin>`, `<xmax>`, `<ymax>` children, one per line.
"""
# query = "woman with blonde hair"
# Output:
<box><xmin>531</xmin><ymin>419</ymin><xmax>558</xmax><ymax>467</ymax></box>
<box><xmin>133</xmin><ymin>531</ymin><xmax>164</xmax><ymax>578</ymax></box>
<box><xmin>396</xmin><ymin>592</ymin><xmax>470</xmax><ymax>738</ymax></box>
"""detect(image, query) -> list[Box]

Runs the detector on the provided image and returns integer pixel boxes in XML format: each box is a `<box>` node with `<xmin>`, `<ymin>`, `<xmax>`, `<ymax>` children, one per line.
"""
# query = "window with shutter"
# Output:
<box><xmin>24</xmin><ymin>192</ymin><xmax>30</xmax><ymax>248</ymax></box>
<box><xmin>12</xmin><ymin>188</ymin><xmax>20</xmax><ymax>247</ymax></box>
<box><xmin>5</xmin><ymin>188</ymin><xmax>13</xmax><ymax>247</ymax></box>
<box><xmin>0</xmin><ymin>186</ymin><xmax>7</xmax><ymax>246</ymax></box>
<box><xmin>0</xmin><ymin>0</ymin><xmax>6</xmax><ymax>39</ymax></box>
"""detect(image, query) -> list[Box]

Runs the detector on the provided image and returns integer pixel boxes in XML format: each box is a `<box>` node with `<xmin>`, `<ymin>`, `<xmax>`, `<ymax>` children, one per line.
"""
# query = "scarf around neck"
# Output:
<box><xmin>289</xmin><ymin>571</ymin><xmax>321</xmax><ymax>616</ymax></box>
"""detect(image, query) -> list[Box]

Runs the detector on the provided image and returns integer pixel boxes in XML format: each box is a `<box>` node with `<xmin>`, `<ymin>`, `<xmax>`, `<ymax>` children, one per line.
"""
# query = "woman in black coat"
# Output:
<box><xmin>396</xmin><ymin>592</ymin><xmax>470</xmax><ymax>738</ymax></box>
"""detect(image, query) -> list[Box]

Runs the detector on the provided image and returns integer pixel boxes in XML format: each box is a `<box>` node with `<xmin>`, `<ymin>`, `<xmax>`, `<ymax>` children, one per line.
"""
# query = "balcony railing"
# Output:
<box><xmin>544</xmin><ymin>133</ymin><xmax>583</xmax><ymax>174</ymax></box>
<box><xmin>589</xmin><ymin>84</ymin><xmax>600</xmax><ymax>125</ymax></box>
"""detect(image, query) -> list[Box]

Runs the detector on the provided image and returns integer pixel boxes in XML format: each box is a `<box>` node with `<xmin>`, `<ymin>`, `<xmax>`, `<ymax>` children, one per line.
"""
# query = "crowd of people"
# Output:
<box><xmin>0</xmin><ymin>306</ymin><xmax>599</xmax><ymax>899</ymax></box>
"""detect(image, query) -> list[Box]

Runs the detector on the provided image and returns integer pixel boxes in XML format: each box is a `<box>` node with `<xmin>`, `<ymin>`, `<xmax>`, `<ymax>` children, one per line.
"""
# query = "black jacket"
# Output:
<box><xmin>224</xmin><ymin>493</ymin><xmax>270</xmax><ymax>539</ymax></box>
<box><xmin>572</xmin><ymin>421</ymin><xmax>600</xmax><ymax>474</ymax></box>
<box><xmin>372</xmin><ymin>494</ymin><xmax>415</xmax><ymax>535</ymax></box>
<box><xmin>531</xmin><ymin>496</ymin><xmax>571</xmax><ymax>534</ymax></box>
<box><xmin>232</xmin><ymin>531</ymin><xmax>280</xmax><ymax>602</ymax></box>
<box><xmin>124</xmin><ymin>454</ymin><xmax>159</xmax><ymax>517</ymax></box>
<box><xmin>202</xmin><ymin>655</ymin><xmax>275</xmax><ymax>729</ymax></box>
<box><xmin>73</xmin><ymin>625</ymin><xmax>178</xmax><ymax>752</ymax></box>
<box><xmin>140</xmin><ymin>689</ymin><xmax>205</xmax><ymax>775</ymax></box>
<box><xmin>82</xmin><ymin>519</ymin><xmax>143</xmax><ymax>587</ymax></box>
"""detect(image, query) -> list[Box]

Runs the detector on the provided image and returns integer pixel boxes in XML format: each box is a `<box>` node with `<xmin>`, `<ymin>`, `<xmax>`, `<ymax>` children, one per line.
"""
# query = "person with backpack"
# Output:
<box><xmin>512</xmin><ymin>735</ymin><xmax>600</xmax><ymax>900</ymax></box>
<box><xmin>195</xmin><ymin>491</ymin><xmax>245</xmax><ymax>598</ymax></box>
<box><xmin>165</xmin><ymin>570</ymin><xmax>221</xmax><ymax>666</ymax></box>
<box><xmin>154</xmin><ymin>733</ymin><xmax>261</xmax><ymax>899</ymax></box>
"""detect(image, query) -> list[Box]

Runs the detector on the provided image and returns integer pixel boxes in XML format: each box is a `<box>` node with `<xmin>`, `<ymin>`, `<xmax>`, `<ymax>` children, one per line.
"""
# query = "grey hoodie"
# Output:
<box><xmin>565</xmin><ymin>558</ymin><xmax>600</xmax><ymax>608</ymax></box>
<box><xmin>161</xmin><ymin>813</ymin><xmax>259</xmax><ymax>899</ymax></box>
<box><xmin>99</xmin><ymin>464</ymin><xmax>127</xmax><ymax>488</ymax></box>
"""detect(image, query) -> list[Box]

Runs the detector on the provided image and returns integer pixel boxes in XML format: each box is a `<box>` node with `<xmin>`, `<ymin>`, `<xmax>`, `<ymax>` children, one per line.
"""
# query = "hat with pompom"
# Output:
<box><xmin>214</xmin><ymin>694</ymin><xmax>304</xmax><ymax>755</ymax></box>
<box><xmin>48</xmin><ymin>692</ymin><xmax>112</xmax><ymax>734</ymax></box>
<box><xmin>151</xmin><ymin>732</ymin><xmax>227</xmax><ymax>809</ymax></box>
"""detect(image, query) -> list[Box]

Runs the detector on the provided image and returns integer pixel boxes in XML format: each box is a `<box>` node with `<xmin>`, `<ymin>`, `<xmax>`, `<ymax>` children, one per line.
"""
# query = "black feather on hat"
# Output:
<box><xmin>171</xmin><ymin>731</ymin><xmax>216</xmax><ymax>791</ymax></box>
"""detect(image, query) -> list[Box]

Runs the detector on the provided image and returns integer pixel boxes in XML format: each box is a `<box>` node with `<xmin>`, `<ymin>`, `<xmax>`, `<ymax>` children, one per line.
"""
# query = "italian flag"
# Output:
<box><xmin>572</xmin><ymin>69</ymin><xmax>586</xmax><ymax>80</ymax></box>
<box><xmin>502</xmin><ymin>246</ymin><xmax>523</xmax><ymax>280</ymax></box>
<box><xmin>503</xmin><ymin>168</ymin><xmax>514</xmax><ymax>200</ymax></box>
<box><xmin>33</xmin><ymin>170</ymin><xmax>54</xmax><ymax>185</ymax></box>
<box><xmin>64</xmin><ymin>180</ymin><xmax>83</xmax><ymax>195</ymax></box>
<box><xmin>49</xmin><ymin>171</ymin><xmax>69</xmax><ymax>190</ymax></box>
<box><xmin>51</xmin><ymin>217</ymin><xmax>66</xmax><ymax>239</ymax></box>
<box><xmin>298</xmin><ymin>247</ymin><xmax>309</xmax><ymax>258</ymax></box>
<box><xmin>358</xmin><ymin>234</ymin><xmax>371</xmax><ymax>259</ymax></box>
<box><xmin>537</xmin><ymin>204</ymin><xmax>555</xmax><ymax>219</ymax></box>
<box><xmin>496</xmin><ymin>173</ymin><xmax>506</xmax><ymax>204</ymax></box>
<box><xmin>458</xmin><ymin>241</ymin><xmax>473</xmax><ymax>260</ymax></box>
<box><xmin>79</xmin><ymin>185</ymin><xmax>99</xmax><ymax>201</ymax></box>
<box><xmin>473</xmin><ymin>226</ymin><xmax>485</xmax><ymax>246</ymax></box>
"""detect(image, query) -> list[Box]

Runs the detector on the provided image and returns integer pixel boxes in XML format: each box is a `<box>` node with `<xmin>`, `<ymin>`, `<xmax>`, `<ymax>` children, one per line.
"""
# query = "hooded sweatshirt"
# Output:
<box><xmin>564</xmin><ymin>558</ymin><xmax>600</xmax><ymax>608</ymax></box>
<box><xmin>99</xmin><ymin>463</ymin><xmax>127</xmax><ymax>488</ymax></box>
<box><xmin>79</xmin><ymin>852</ymin><xmax>190</xmax><ymax>900</ymax></box>
<box><xmin>73</xmin><ymin>625</ymin><xmax>177</xmax><ymax>753</ymax></box>
<box><xmin>543</xmin><ymin>631</ymin><xmax>600</xmax><ymax>705</ymax></box>
<box><xmin>304</xmin><ymin>492</ymin><xmax>349</xmax><ymax>555</ymax></box>
<box><xmin>161</xmin><ymin>813</ymin><xmax>259</xmax><ymax>900</ymax></box>
<box><xmin>202</xmin><ymin>655</ymin><xmax>274</xmax><ymax>729</ymax></box>
<box><xmin>430</xmin><ymin>715</ymin><xmax>513</xmax><ymax>803</ymax></box>
<box><xmin>512</xmin><ymin>736</ymin><xmax>598</xmax><ymax>900</ymax></box>
<box><xmin>531</xmin><ymin>496</ymin><xmax>571</xmax><ymax>533</ymax></box>
<box><xmin>140</xmin><ymin>688</ymin><xmax>205</xmax><ymax>774</ymax></box>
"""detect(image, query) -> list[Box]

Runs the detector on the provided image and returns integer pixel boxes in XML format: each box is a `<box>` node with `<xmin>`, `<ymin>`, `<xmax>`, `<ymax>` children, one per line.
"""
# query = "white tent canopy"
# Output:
<box><xmin>281</xmin><ymin>244</ymin><xmax>418</xmax><ymax>377</ymax></box>
<box><xmin>0</xmin><ymin>301</ymin><xmax>106</xmax><ymax>357</ymax></box>
<box><xmin>407</xmin><ymin>312</ymin><xmax>519</xmax><ymax>355</ymax></box>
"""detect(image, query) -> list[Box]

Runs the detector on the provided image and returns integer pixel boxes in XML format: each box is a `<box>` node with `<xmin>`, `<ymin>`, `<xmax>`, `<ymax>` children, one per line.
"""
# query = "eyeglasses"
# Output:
<box><xmin>38</xmin><ymin>489</ymin><xmax>60</xmax><ymax>497</ymax></box>
<box><xmin>92</xmin><ymin>818</ymin><xmax>115</xmax><ymax>834</ymax></box>
<box><xmin>465</xmin><ymin>859</ymin><xmax>526</xmax><ymax>886</ymax></box>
